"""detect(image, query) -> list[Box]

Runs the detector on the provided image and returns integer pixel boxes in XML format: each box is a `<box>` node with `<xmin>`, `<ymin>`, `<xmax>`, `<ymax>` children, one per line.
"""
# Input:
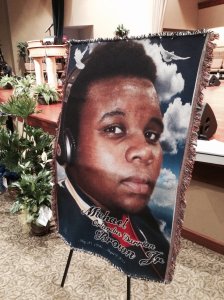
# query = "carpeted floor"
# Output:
<box><xmin>0</xmin><ymin>192</ymin><xmax>224</xmax><ymax>300</ymax></box>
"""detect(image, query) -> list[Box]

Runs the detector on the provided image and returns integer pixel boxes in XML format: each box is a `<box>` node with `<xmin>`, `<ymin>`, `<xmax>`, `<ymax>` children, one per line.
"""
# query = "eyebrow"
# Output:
<box><xmin>100</xmin><ymin>109</ymin><xmax>125</xmax><ymax>122</ymax></box>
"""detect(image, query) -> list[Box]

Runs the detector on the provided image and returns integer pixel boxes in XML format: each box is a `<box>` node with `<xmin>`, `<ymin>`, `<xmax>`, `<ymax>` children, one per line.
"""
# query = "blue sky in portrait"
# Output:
<box><xmin>139</xmin><ymin>36</ymin><xmax>206</xmax><ymax>239</ymax></box>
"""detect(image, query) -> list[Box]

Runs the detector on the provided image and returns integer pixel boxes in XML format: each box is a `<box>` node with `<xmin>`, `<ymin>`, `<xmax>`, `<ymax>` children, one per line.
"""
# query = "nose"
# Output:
<box><xmin>125</xmin><ymin>135</ymin><xmax>154</xmax><ymax>164</ymax></box>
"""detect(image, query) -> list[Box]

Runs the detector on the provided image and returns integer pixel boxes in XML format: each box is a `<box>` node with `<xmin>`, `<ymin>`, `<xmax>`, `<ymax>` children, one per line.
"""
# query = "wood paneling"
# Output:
<box><xmin>198</xmin><ymin>0</ymin><xmax>224</xmax><ymax>9</ymax></box>
<box><xmin>182</xmin><ymin>227</ymin><xmax>224</xmax><ymax>254</ymax></box>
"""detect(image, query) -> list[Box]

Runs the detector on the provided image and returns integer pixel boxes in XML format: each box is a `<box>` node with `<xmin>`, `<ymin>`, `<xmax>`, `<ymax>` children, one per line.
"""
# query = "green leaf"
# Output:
<box><xmin>10</xmin><ymin>201</ymin><xmax>22</xmax><ymax>214</ymax></box>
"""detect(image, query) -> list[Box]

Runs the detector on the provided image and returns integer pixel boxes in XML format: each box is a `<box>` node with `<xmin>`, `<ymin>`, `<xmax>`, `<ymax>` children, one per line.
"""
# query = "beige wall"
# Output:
<box><xmin>4</xmin><ymin>0</ymin><xmax>216</xmax><ymax>75</ymax></box>
<box><xmin>198</xmin><ymin>4</ymin><xmax>224</xmax><ymax>29</ymax></box>
<box><xmin>163</xmin><ymin>0</ymin><xmax>198</xmax><ymax>30</ymax></box>
<box><xmin>6</xmin><ymin>0</ymin><xmax>52</xmax><ymax>74</ymax></box>
<box><xmin>4</xmin><ymin>0</ymin><xmax>170</xmax><ymax>74</ymax></box>
<box><xmin>4</xmin><ymin>0</ymin><xmax>166</xmax><ymax>75</ymax></box>
<box><xmin>64</xmin><ymin>0</ymin><xmax>156</xmax><ymax>38</ymax></box>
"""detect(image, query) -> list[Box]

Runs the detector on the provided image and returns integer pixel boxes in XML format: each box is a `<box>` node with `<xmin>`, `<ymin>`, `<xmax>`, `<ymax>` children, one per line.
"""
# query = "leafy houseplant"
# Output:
<box><xmin>0</xmin><ymin>114</ymin><xmax>20</xmax><ymax>193</ymax></box>
<box><xmin>33</xmin><ymin>83</ymin><xmax>59</xmax><ymax>105</ymax></box>
<box><xmin>0</xmin><ymin>93</ymin><xmax>37</xmax><ymax>118</ymax></box>
<box><xmin>0</xmin><ymin>94</ymin><xmax>37</xmax><ymax>193</ymax></box>
<box><xmin>0</xmin><ymin>126</ymin><xmax>22</xmax><ymax>173</ymax></box>
<box><xmin>17</xmin><ymin>41</ymin><xmax>28</xmax><ymax>62</ymax></box>
<box><xmin>9</xmin><ymin>125</ymin><xmax>54</xmax><ymax>234</ymax></box>
<box><xmin>13</xmin><ymin>74</ymin><xmax>36</xmax><ymax>96</ymax></box>
<box><xmin>0</xmin><ymin>92</ymin><xmax>38</xmax><ymax>138</ymax></box>
<box><xmin>17</xmin><ymin>41</ymin><xmax>34</xmax><ymax>76</ymax></box>
<box><xmin>0</xmin><ymin>75</ymin><xmax>17</xmax><ymax>89</ymax></box>
<box><xmin>115</xmin><ymin>24</ymin><xmax>129</xmax><ymax>38</ymax></box>
<box><xmin>0</xmin><ymin>90</ymin><xmax>54</xmax><ymax>235</ymax></box>
<box><xmin>11</xmin><ymin>170</ymin><xmax>52</xmax><ymax>235</ymax></box>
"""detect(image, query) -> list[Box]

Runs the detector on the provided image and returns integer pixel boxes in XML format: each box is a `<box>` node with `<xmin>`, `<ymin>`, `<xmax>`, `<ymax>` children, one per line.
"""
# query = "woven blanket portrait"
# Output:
<box><xmin>54</xmin><ymin>31</ymin><xmax>216</xmax><ymax>283</ymax></box>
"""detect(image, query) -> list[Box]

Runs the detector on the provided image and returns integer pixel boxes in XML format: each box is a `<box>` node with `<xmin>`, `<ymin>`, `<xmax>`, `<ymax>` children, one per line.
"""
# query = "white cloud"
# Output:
<box><xmin>157</xmin><ymin>168</ymin><xmax>177</xmax><ymax>189</ymax></box>
<box><xmin>150</xmin><ymin>168</ymin><xmax>177</xmax><ymax>208</ymax></box>
<box><xmin>139</xmin><ymin>40</ymin><xmax>185</xmax><ymax>102</ymax></box>
<box><xmin>160</xmin><ymin>97</ymin><xmax>192</xmax><ymax>154</ymax></box>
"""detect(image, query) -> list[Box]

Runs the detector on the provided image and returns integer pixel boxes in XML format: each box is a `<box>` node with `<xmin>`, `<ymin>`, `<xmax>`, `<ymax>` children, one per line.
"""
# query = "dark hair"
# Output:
<box><xmin>63</xmin><ymin>40</ymin><xmax>157</xmax><ymax>141</ymax></box>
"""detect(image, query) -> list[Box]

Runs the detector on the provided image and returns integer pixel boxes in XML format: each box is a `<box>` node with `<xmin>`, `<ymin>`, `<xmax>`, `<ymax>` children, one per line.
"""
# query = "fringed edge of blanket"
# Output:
<box><xmin>51</xmin><ymin>44</ymin><xmax>70</xmax><ymax>231</ymax></box>
<box><xmin>68</xmin><ymin>29</ymin><xmax>216</xmax><ymax>44</ymax></box>
<box><xmin>165</xmin><ymin>31</ymin><xmax>219</xmax><ymax>283</ymax></box>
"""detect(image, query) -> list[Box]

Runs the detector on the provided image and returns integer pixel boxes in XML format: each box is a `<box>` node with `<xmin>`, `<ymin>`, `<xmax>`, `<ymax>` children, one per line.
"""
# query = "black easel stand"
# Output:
<box><xmin>61</xmin><ymin>248</ymin><xmax>73</xmax><ymax>287</ymax></box>
<box><xmin>61</xmin><ymin>248</ymin><xmax>131</xmax><ymax>299</ymax></box>
<box><xmin>127</xmin><ymin>276</ymin><xmax>131</xmax><ymax>300</ymax></box>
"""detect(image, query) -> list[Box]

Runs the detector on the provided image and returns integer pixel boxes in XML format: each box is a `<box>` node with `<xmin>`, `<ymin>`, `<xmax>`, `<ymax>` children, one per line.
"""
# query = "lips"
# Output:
<box><xmin>121</xmin><ymin>176</ymin><xmax>154</xmax><ymax>195</ymax></box>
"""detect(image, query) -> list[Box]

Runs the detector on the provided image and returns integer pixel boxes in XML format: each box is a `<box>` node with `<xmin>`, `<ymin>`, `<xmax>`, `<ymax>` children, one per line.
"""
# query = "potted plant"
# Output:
<box><xmin>11</xmin><ymin>169</ymin><xmax>52</xmax><ymax>235</ymax></box>
<box><xmin>115</xmin><ymin>24</ymin><xmax>129</xmax><ymax>38</ymax></box>
<box><xmin>13</xmin><ymin>74</ymin><xmax>36</xmax><ymax>96</ymax></box>
<box><xmin>0</xmin><ymin>124</ymin><xmax>21</xmax><ymax>173</ymax></box>
<box><xmin>10</xmin><ymin>130</ymin><xmax>53</xmax><ymax>236</ymax></box>
<box><xmin>0</xmin><ymin>92</ymin><xmax>38</xmax><ymax>193</ymax></box>
<box><xmin>16</xmin><ymin>42</ymin><xmax>28</xmax><ymax>62</ymax></box>
<box><xmin>33</xmin><ymin>83</ymin><xmax>59</xmax><ymax>105</ymax></box>
<box><xmin>0</xmin><ymin>93</ymin><xmax>37</xmax><ymax>194</ymax></box>
<box><xmin>17</xmin><ymin>42</ymin><xmax>28</xmax><ymax>62</ymax></box>
<box><xmin>0</xmin><ymin>75</ymin><xmax>17</xmax><ymax>89</ymax></box>
<box><xmin>0</xmin><ymin>92</ymin><xmax>38</xmax><ymax>136</ymax></box>
<box><xmin>0</xmin><ymin>93</ymin><xmax>37</xmax><ymax>118</ymax></box>
<box><xmin>0</xmin><ymin>114</ymin><xmax>20</xmax><ymax>193</ymax></box>
<box><xmin>0</xmin><ymin>91</ymin><xmax>54</xmax><ymax>236</ymax></box>
<box><xmin>17</xmin><ymin>41</ymin><xmax>35</xmax><ymax>75</ymax></box>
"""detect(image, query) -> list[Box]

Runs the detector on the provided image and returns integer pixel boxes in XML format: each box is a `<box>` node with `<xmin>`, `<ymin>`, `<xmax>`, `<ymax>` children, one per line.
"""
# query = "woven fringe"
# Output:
<box><xmin>51</xmin><ymin>138</ymin><xmax>59</xmax><ymax>231</ymax></box>
<box><xmin>68</xmin><ymin>29</ymin><xmax>216</xmax><ymax>45</ymax></box>
<box><xmin>51</xmin><ymin>43</ymin><xmax>70</xmax><ymax>231</ymax></box>
<box><xmin>164</xmin><ymin>31</ymin><xmax>218</xmax><ymax>283</ymax></box>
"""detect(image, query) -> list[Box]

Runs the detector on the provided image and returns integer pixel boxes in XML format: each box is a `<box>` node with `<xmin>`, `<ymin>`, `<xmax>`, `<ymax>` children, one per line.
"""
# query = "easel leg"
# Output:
<box><xmin>61</xmin><ymin>248</ymin><xmax>74</xmax><ymax>287</ymax></box>
<box><xmin>127</xmin><ymin>276</ymin><xmax>131</xmax><ymax>300</ymax></box>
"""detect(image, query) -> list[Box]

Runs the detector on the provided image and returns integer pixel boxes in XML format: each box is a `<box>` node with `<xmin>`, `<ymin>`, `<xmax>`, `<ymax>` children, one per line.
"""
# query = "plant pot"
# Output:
<box><xmin>37</xmin><ymin>96</ymin><xmax>46</xmax><ymax>105</ymax></box>
<box><xmin>30</xmin><ymin>221</ymin><xmax>50</xmax><ymax>236</ymax></box>
<box><xmin>3</xmin><ymin>83</ymin><xmax>13</xmax><ymax>89</ymax></box>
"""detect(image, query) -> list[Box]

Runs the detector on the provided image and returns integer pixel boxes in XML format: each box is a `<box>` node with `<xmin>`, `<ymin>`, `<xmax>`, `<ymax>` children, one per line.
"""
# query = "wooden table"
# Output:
<box><xmin>26</xmin><ymin>103</ymin><xmax>61</xmax><ymax>135</ymax></box>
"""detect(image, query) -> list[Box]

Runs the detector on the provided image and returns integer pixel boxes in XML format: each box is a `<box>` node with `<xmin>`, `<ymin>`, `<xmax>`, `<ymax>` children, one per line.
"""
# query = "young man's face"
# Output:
<box><xmin>69</xmin><ymin>76</ymin><xmax>163</xmax><ymax>214</ymax></box>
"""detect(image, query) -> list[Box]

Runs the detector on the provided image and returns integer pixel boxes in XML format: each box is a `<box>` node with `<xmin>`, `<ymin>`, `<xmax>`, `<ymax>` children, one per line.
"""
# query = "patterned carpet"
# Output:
<box><xmin>0</xmin><ymin>192</ymin><xmax>224</xmax><ymax>300</ymax></box>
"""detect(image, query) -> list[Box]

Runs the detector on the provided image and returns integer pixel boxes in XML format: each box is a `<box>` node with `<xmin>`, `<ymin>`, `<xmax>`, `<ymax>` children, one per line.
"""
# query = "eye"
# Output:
<box><xmin>145</xmin><ymin>131</ymin><xmax>161</xmax><ymax>143</ymax></box>
<box><xmin>103</xmin><ymin>125</ymin><xmax>124</xmax><ymax>135</ymax></box>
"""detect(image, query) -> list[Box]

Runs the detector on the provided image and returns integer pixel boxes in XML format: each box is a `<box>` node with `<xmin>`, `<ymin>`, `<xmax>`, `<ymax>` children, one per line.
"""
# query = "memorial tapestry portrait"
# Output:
<box><xmin>54</xmin><ymin>32</ymin><xmax>215</xmax><ymax>282</ymax></box>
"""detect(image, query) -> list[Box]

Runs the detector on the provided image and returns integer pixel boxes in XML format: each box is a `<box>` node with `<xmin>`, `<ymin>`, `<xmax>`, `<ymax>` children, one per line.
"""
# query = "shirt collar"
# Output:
<box><xmin>64</xmin><ymin>177</ymin><xmax>103</xmax><ymax>224</ymax></box>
